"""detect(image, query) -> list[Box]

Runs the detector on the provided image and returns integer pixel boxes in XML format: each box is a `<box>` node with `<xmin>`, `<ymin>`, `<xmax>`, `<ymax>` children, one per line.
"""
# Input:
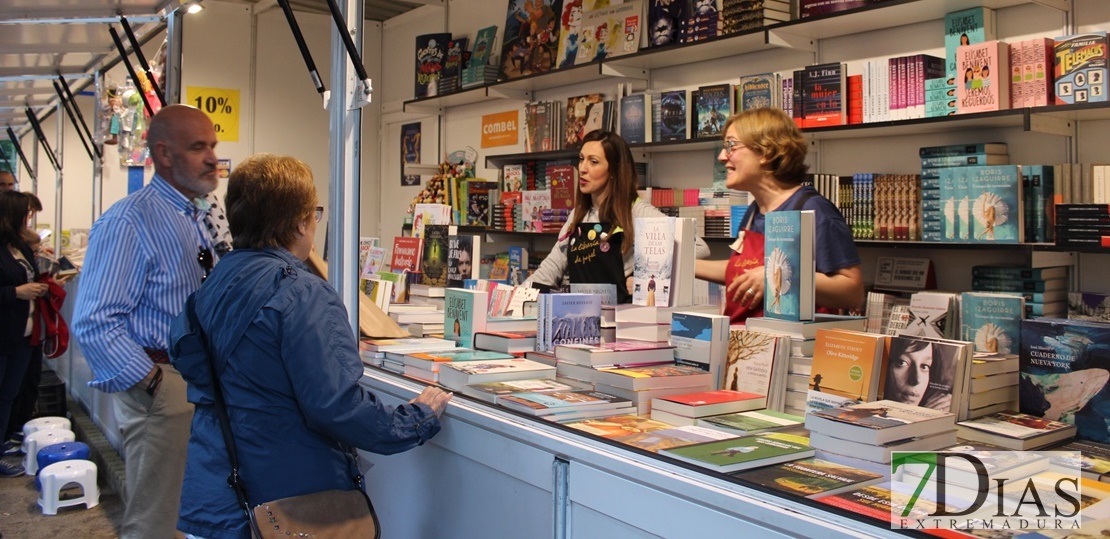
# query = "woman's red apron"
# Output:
<box><xmin>723</xmin><ymin>229</ymin><xmax>765</xmax><ymax>323</ymax></box>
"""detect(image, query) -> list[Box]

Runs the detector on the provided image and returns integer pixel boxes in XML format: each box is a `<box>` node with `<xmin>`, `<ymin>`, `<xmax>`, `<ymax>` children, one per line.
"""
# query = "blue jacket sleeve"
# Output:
<box><xmin>277</xmin><ymin>278</ymin><xmax>441</xmax><ymax>454</ymax></box>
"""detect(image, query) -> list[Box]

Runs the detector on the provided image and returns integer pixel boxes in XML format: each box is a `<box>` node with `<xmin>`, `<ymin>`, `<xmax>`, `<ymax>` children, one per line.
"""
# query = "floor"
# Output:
<box><xmin>0</xmin><ymin>402</ymin><xmax>123</xmax><ymax>539</ymax></box>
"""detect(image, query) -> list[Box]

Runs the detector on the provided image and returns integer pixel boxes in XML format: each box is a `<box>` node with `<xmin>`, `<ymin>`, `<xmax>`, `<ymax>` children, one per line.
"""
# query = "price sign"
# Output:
<box><xmin>186</xmin><ymin>86</ymin><xmax>240</xmax><ymax>142</ymax></box>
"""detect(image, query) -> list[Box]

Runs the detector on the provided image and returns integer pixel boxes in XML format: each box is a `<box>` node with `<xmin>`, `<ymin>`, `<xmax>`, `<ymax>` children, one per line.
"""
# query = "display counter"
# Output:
<box><xmin>358</xmin><ymin>368</ymin><xmax>911</xmax><ymax>539</ymax></box>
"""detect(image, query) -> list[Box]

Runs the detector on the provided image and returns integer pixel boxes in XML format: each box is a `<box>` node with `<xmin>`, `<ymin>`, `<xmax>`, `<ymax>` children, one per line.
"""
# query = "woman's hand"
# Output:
<box><xmin>411</xmin><ymin>386</ymin><xmax>453</xmax><ymax>418</ymax></box>
<box><xmin>15</xmin><ymin>282</ymin><xmax>48</xmax><ymax>301</ymax></box>
<box><xmin>726</xmin><ymin>266</ymin><xmax>765</xmax><ymax>309</ymax></box>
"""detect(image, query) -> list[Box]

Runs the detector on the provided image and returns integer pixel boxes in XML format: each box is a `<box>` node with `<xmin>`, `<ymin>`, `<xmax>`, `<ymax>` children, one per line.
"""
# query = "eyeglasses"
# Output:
<box><xmin>197</xmin><ymin>246</ymin><xmax>213</xmax><ymax>282</ymax></box>
<box><xmin>315</xmin><ymin>206</ymin><xmax>324</xmax><ymax>223</ymax></box>
<box><xmin>721</xmin><ymin>139</ymin><xmax>745</xmax><ymax>156</ymax></box>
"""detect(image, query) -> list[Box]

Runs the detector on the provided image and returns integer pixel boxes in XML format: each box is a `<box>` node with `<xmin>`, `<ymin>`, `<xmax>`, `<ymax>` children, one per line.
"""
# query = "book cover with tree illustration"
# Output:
<box><xmin>723</xmin><ymin>329</ymin><xmax>779</xmax><ymax>395</ymax></box>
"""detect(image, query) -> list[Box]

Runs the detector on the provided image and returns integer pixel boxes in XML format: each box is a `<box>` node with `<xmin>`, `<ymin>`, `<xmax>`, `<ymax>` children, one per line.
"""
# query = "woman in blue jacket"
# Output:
<box><xmin>170</xmin><ymin>154</ymin><xmax>451</xmax><ymax>539</ymax></box>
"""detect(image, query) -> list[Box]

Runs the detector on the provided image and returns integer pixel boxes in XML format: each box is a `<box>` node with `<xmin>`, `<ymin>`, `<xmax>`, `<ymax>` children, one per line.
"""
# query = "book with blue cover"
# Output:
<box><xmin>619</xmin><ymin>93</ymin><xmax>650</xmax><ymax>144</ymax></box>
<box><xmin>671</xmin><ymin>311</ymin><xmax>729</xmax><ymax>388</ymax></box>
<box><xmin>632</xmin><ymin>216</ymin><xmax>675</xmax><ymax>306</ymax></box>
<box><xmin>763</xmin><ymin>210</ymin><xmax>815</xmax><ymax>321</ymax></box>
<box><xmin>944</xmin><ymin>7</ymin><xmax>996</xmax><ymax>88</ymax></box>
<box><xmin>1020</xmin><ymin>318</ymin><xmax>1110</xmax><ymax>443</ymax></box>
<box><xmin>444</xmin><ymin>288</ymin><xmax>489</xmax><ymax>349</ymax></box>
<box><xmin>966</xmin><ymin>165</ymin><xmax>1022</xmax><ymax>243</ymax></box>
<box><xmin>960</xmin><ymin>292</ymin><xmax>1024</xmax><ymax>354</ymax></box>
<box><xmin>540</xmin><ymin>293</ymin><xmax>603</xmax><ymax>352</ymax></box>
<box><xmin>658</xmin><ymin>89</ymin><xmax>689</xmax><ymax>142</ymax></box>
<box><xmin>737</xmin><ymin>73</ymin><xmax>780</xmax><ymax>112</ymax></box>
<box><xmin>1054</xmin><ymin>32</ymin><xmax>1109</xmax><ymax>105</ymax></box>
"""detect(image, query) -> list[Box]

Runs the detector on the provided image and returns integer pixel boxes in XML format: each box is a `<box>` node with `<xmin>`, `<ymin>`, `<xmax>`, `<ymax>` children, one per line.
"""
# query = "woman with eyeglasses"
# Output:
<box><xmin>168</xmin><ymin>154</ymin><xmax>451</xmax><ymax>538</ymax></box>
<box><xmin>694</xmin><ymin>108</ymin><xmax>864</xmax><ymax>324</ymax></box>
<box><xmin>0</xmin><ymin>190</ymin><xmax>47</xmax><ymax>477</ymax></box>
<box><xmin>524</xmin><ymin>130</ymin><xmax>709</xmax><ymax>303</ymax></box>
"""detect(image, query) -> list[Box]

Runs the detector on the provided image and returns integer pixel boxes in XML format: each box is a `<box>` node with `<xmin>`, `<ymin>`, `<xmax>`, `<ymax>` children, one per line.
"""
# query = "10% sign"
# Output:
<box><xmin>186</xmin><ymin>86</ymin><xmax>240</xmax><ymax>142</ymax></box>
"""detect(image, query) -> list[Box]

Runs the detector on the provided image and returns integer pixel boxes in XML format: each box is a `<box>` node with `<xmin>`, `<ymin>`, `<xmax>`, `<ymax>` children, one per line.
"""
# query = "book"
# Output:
<box><xmin>965</xmin><ymin>164</ymin><xmax>1022</xmax><ymax>243</ymax></box>
<box><xmin>804</xmin><ymin>399</ymin><xmax>957</xmax><ymax>446</ymax></box>
<box><xmin>411</xmin><ymin>203</ymin><xmax>452</xmax><ymax>239</ymax></box>
<box><xmin>897</xmin><ymin>291</ymin><xmax>958</xmax><ymax>339</ymax></box>
<box><xmin>695</xmin><ymin>409</ymin><xmax>804</xmax><ymax>436</ymax></box>
<box><xmin>1054</xmin><ymin>32</ymin><xmax>1109</xmax><ymax>106</ymax></box>
<box><xmin>722</xmin><ymin>329</ymin><xmax>783</xmax><ymax>399</ymax></box>
<box><xmin>568</xmin><ymin>283</ymin><xmax>618</xmax><ymax>306</ymax></box>
<box><xmin>944</xmin><ymin>7</ymin><xmax>997</xmax><ymax>91</ymax></box>
<box><xmin>466</xmin><ymin>179</ymin><xmax>499</xmax><ymax>227</ymax></box>
<box><xmin>507</xmin><ymin>246</ymin><xmax>529</xmax><ymax>286</ymax></box>
<box><xmin>1052</xmin><ymin>439</ymin><xmax>1110</xmax><ymax>482</ymax></box>
<box><xmin>574</xmin><ymin>0</ymin><xmax>645</xmax><ymax>63</ymax></box>
<box><xmin>632</xmin><ymin>216</ymin><xmax>675</xmax><ymax>306</ymax></box>
<box><xmin>563</xmin><ymin>414</ymin><xmax>674</xmax><ymax>438</ymax></box>
<box><xmin>883</xmin><ymin>335</ymin><xmax>971</xmax><ymax>416</ymax></box>
<box><xmin>389</xmin><ymin>236</ymin><xmax>423</xmax><ymax>274</ymax></box>
<box><xmin>498</xmin><ymin>0</ymin><xmax>563</xmax><ymax>80</ymax></box>
<box><xmin>808</xmin><ymin>428</ymin><xmax>958</xmax><ymax>465</ymax></box>
<box><xmin>438</xmin><ymin>358</ymin><xmax>557</xmax><ymax>390</ymax></box>
<box><xmin>554</xmin><ymin>340</ymin><xmax>675</xmax><ymax>368</ymax></box>
<box><xmin>403</xmin><ymin>349</ymin><xmax>515</xmax><ymax>372</ymax></box>
<box><xmin>496</xmin><ymin>390</ymin><xmax>632</xmax><ymax>417</ymax></box>
<box><xmin>439</xmin><ymin>37</ymin><xmax>468</xmax><ymax>94</ymax></box>
<box><xmin>619</xmin><ymin>93</ymin><xmax>651</xmax><ymax>144</ymax></box>
<box><xmin>762</xmin><ymin>210</ymin><xmax>815</xmax><ymax>321</ymax></box>
<box><xmin>359</xmin><ymin>246</ymin><xmax>386</xmax><ymax>280</ymax></box>
<box><xmin>590</xmin><ymin>363</ymin><xmax>713</xmax><ymax>391</ymax></box>
<box><xmin>651</xmin><ymin>390</ymin><xmax>767</xmax><ymax>417</ymax></box>
<box><xmin>658</xmin><ymin>89</ymin><xmax>689</xmax><ymax>142</ymax></box>
<box><xmin>797</xmin><ymin>62</ymin><xmax>847</xmax><ymax>128</ymax></box>
<box><xmin>1020</xmin><ymin>318</ymin><xmax>1110</xmax><ymax>442</ymax></box>
<box><xmin>659</xmin><ymin>432</ymin><xmax>815</xmax><ymax>473</ymax></box>
<box><xmin>919</xmin><ymin>154</ymin><xmax>1010</xmax><ymax>168</ymax></box>
<box><xmin>956</xmin><ymin>411</ymin><xmax>1077</xmax><ymax>450</ymax></box>
<box><xmin>609</xmin><ymin>425</ymin><xmax>736</xmax><ymax>453</ymax></box>
<box><xmin>737</xmin><ymin>457</ymin><xmax>885</xmax><ymax>499</ymax></box>
<box><xmin>565</xmin><ymin>93</ymin><xmax>604</xmax><ymax>148</ymax></box>
<box><xmin>540</xmin><ymin>293</ymin><xmax>603</xmax><ymax>352</ymax></box>
<box><xmin>919</xmin><ymin>143</ymin><xmax>1008</xmax><ymax>157</ymax></box>
<box><xmin>693</xmin><ymin>83</ymin><xmax>731</xmax><ymax>139</ymax></box>
<box><xmin>446</xmin><ymin>232</ymin><xmax>481</xmax><ymax>288</ymax></box>
<box><xmin>670</xmin><ymin>311</ymin><xmax>729</xmax><ymax>388</ymax></box>
<box><xmin>808</xmin><ymin>329</ymin><xmax>887</xmax><ymax>403</ymax></box>
<box><xmin>959</xmin><ymin>291</ymin><xmax>1024</xmax><ymax>354</ymax></box>
<box><xmin>745</xmin><ymin>314</ymin><xmax>867</xmax><ymax>340</ymax></box>
<box><xmin>420</xmin><ymin>224</ymin><xmax>450</xmax><ymax>286</ymax></box>
<box><xmin>469</xmin><ymin>25</ymin><xmax>498</xmax><ymax>70</ymax></box>
<box><xmin>443</xmin><ymin>288</ymin><xmax>489</xmax><ymax>349</ymax></box>
<box><xmin>955</xmin><ymin>40</ymin><xmax>1010</xmax><ymax>114</ymax></box>
<box><xmin>359</xmin><ymin>337</ymin><xmax>457</xmax><ymax>354</ymax></box>
<box><xmin>414</xmin><ymin>32</ymin><xmax>451</xmax><ymax>98</ymax></box>
<box><xmin>737</xmin><ymin>72</ymin><xmax>780</xmax><ymax>112</ymax></box>
<box><xmin>463</xmin><ymin>378</ymin><xmax>585</xmax><ymax>403</ymax></box>
<box><xmin>972</xmin><ymin>264</ymin><xmax>1068</xmax><ymax>280</ymax></box>
<box><xmin>473</xmin><ymin>330</ymin><xmax>537</xmax><ymax>354</ymax></box>
<box><xmin>648</xmin><ymin>0</ymin><xmax>685</xmax><ymax>47</ymax></box>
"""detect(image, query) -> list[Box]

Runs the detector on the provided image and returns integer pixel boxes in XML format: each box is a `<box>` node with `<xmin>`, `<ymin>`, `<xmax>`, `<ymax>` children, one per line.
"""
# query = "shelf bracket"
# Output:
<box><xmin>486</xmin><ymin>87</ymin><xmax>532</xmax><ymax>101</ymax></box>
<box><xmin>766</xmin><ymin>29</ymin><xmax>815</xmax><ymax>53</ymax></box>
<box><xmin>600</xmin><ymin>64</ymin><xmax>649</xmax><ymax>82</ymax></box>
<box><xmin>1028</xmin><ymin>113</ymin><xmax>1073</xmax><ymax>136</ymax></box>
<box><xmin>403</xmin><ymin>102</ymin><xmax>442</xmax><ymax>116</ymax></box>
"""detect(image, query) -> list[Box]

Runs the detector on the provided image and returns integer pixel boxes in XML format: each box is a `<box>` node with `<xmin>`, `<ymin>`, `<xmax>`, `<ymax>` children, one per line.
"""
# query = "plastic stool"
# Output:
<box><xmin>23</xmin><ymin>428</ymin><xmax>75</xmax><ymax>475</ymax></box>
<box><xmin>37</xmin><ymin>460</ymin><xmax>99</xmax><ymax>515</ymax></box>
<box><xmin>21</xmin><ymin>416</ymin><xmax>71</xmax><ymax>443</ymax></box>
<box><xmin>36</xmin><ymin>442</ymin><xmax>91</xmax><ymax>489</ymax></box>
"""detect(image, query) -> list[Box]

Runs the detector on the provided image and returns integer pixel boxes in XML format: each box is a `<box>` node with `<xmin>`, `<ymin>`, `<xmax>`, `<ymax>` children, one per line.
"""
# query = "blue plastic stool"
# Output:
<box><xmin>35</xmin><ymin>441</ymin><xmax>90</xmax><ymax>490</ymax></box>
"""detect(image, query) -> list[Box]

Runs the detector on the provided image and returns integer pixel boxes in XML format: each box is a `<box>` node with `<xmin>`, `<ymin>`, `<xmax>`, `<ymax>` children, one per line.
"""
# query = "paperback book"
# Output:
<box><xmin>438</xmin><ymin>358</ymin><xmax>557</xmax><ymax>390</ymax></box>
<box><xmin>804</xmin><ymin>399</ymin><xmax>957</xmax><ymax>445</ymax></box>
<box><xmin>659</xmin><ymin>432</ymin><xmax>815</xmax><ymax>473</ymax></box>
<box><xmin>955</xmin><ymin>40</ymin><xmax>1010</xmax><ymax>114</ymax></box>
<box><xmin>959</xmin><ymin>291</ymin><xmax>1024</xmax><ymax>354</ymax></box>
<box><xmin>619</xmin><ymin>93</ymin><xmax>651</xmax><ymax>144</ymax></box>
<box><xmin>443</xmin><ymin>288</ymin><xmax>489</xmax><ymax>349</ymax></box>
<box><xmin>609</xmin><ymin>425</ymin><xmax>735</xmax><ymax>453</ymax></box>
<box><xmin>695</xmin><ymin>409</ymin><xmax>804</xmax><ymax>437</ymax></box>
<box><xmin>671</xmin><ymin>311</ymin><xmax>729</xmax><ymax>387</ymax></box>
<box><xmin>414</xmin><ymin>32</ymin><xmax>451</xmax><ymax>98</ymax></box>
<box><xmin>808</xmin><ymin>329</ymin><xmax>887</xmax><ymax>403</ymax></box>
<box><xmin>737</xmin><ymin>72</ymin><xmax>780</xmax><ymax>112</ymax></box>
<box><xmin>420</xmin><ymin>224</ymin><xmax>450</xmax><ymax>286</ymax></box>
<box><xmin>658</xmin><ymin>89</ymin><xmax>689</xmax><ymax>142</ymax></box>
<box><xmin>1020</xmin><ymin>317</ymin><xmax>1110</xmax><ymax>442</ymax></box>
<box><xmin>632</xmin><ymin>216</ymin><xmax>675</xmax><ymax>306</ymax></box>
<box><xmin>693</xmin><ymin>83</ymin><xmax>732</xmax><ymax>139</ymax></box>
<box><xmin>389</xmin><ymin>236</ymin><xmax>423</xmax><ymax>274</ymax></box>
<box><xmin>738</xmin><ymin>457</ymin><xmax>885</xmax><ymax>499</ymax></box>
<box><xmin>763</xmin><ymin>210</ymin><xmax>816</xmax><ymax>321</ymax></box>
<box><xmin>1054</xmin><ymin>32</ymin><xmax>1109</xmax><ymax>106</ymax></box>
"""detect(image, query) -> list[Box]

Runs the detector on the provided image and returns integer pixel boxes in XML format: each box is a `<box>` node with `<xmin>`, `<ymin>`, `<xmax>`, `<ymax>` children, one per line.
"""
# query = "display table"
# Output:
<box><xmin>358</xmin><ymin>368</ymin><xmax>907</xmax><ymax>539</ymax></box>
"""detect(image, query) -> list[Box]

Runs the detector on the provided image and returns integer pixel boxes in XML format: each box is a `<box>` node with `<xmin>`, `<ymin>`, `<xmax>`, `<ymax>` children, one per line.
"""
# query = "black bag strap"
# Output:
<box><xmin>185</xmin><ymin>294</ymin><xmax>266</xmax><ymax>539</ymax></box>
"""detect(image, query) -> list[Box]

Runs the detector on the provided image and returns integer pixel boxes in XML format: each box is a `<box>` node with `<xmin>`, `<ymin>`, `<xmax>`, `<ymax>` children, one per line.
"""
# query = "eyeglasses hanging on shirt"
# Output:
<box><xmin>197</xmin><ymin>247</ymin><xmax>214</xmax><ymax>282</ymax></box>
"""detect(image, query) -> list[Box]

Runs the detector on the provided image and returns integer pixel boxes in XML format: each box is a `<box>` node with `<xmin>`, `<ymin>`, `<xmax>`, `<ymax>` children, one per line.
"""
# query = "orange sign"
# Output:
<box><xmin>481</xmin><ymin>110</ymin><xmax>519</xmax><ymax>148</ymax></box>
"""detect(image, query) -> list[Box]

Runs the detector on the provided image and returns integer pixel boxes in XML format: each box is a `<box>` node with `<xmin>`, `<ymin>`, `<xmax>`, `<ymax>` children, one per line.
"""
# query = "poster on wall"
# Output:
<box><xmin>401</xmin><ymin>122</ymin><xmax>422</xmax><ymax>186</ymax></box>
<box><xmin>217</xmin><ymin>159</ymin><xmax>232</xmax><ymax>180</ymax></box>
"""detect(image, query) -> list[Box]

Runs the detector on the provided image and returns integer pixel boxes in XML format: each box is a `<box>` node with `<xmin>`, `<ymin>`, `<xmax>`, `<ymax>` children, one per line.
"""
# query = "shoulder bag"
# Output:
<box><xmin>184</xmin><ymin>295</ymin><xmax>380</xmax><ymax>539</ymax></box>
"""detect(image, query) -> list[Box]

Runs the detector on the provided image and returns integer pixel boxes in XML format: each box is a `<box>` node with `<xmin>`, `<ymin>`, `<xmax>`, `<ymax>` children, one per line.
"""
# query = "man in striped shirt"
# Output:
<box><xmin>74</xmin><ymin>105</ymin><xmax>231</xmax><ymax>539</ymax></box>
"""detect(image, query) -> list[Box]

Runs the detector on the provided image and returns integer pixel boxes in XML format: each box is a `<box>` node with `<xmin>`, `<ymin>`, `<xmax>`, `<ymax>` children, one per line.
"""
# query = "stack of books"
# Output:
<box><xmin>401</xmin><ymin>349</ymin><xmax>513</xmax><ymax>383</ymax></box>
<box><xmin>1056</xmin><ymin>203</ymin><xmax>1110</xmax><ymax>249</ymax></box>
<box><xmin>556</xmin><ymin>363</ymin><xmax>714</xmax><ymax>414</ymax></box>
<box><xmin>649</xmin><ymin>390</ymin><xmax>766</xmax><ymax>427</ymax></box>
<box><xmin>804</xmin><ymin>400</ymin><xmax>958</xmax><ymax>473</ymax></box>
<box><xmin>359</xmin><ymin>337</ymin><xmax>457</xmax><ymax>371</ymax></box>
<box><xmin>495</xmin><ymin>389</ymin><xmax>635</xmax><ymax>422</ymax></box>
<box><xmin>970</xmin><ymin>264</ymin><xmax>1067</xmax><ymax>318</ymax></box>
<box><xmin>554</xmin><ymin>340</ymin><xmax>675</xmax><ymax>369</ymax></box>
<box><xmin>659</xmin><ymin>431</ymin><xmax>815</xmax><ymax>473</ymax></box>
<box><xmin>695</xmin><ymin>409</ymin><xmax>804</xmax><ymax>438</ymax></box>
<box><xmin>438</xmin><ymin>357</ymin><xmax>557</xmax><ymax>393</ymax></box>
<box><xmin>960</xmin><ymin>352</ymin><xmax>1020</xmax><ymax>420</ymax></box>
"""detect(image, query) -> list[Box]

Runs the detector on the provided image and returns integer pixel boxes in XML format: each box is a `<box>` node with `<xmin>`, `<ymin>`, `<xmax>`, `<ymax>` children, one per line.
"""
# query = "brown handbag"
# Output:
<box><xmin>185</xmin><ymin>295</ymin><xmax>381</xmax><ymax>539</ymax></box>
<box><xmin>251</xmin><ymin>488</ymin><xmax>379</xmax><ymax>539</ymax></box>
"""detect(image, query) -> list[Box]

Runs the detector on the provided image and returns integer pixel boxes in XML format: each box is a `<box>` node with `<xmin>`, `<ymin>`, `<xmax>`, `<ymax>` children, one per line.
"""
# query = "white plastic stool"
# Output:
<box><xmin>37</xmin><ymin>460</ymin><xmax>99</xmax><ymax>515</ymax></box>
<box><xmin>21</xmin><ymin>416</ymin><xmax>71</xmax><ymax>441</ymax></box>
<box><xmin>23</xmin><ymin>428</ymin><xmax>75</xmax><ymax>475</ymax></box>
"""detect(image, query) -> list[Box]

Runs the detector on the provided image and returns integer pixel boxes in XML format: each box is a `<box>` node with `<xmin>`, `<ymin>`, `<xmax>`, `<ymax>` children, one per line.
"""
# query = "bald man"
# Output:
<box><xmin>73</xmin><ymin>105</ymin><xmax>231</xmax><ymax>539</ymax></box>
<box><xmin>0</xmin><ymin>171</ymin><xmax>15</xmax><ymax>192</ymax></box>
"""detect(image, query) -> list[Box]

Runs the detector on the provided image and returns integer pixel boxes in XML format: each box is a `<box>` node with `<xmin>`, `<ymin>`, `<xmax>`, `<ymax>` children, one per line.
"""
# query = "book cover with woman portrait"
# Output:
<box><xmin>883</xmin><ymin>336</ymin><xmax>964</xmax><ymax>414</ymax></box>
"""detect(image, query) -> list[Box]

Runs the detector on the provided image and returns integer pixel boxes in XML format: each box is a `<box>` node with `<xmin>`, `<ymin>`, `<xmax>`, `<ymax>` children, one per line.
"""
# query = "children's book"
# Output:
<box><xmin>574</xmin><ymin>0</ymin><xmax>644</xmax><ymax>64</ymax></box>
<box><xmin>632</xmin><ymin>216</ymin><xmax>675</xmax><ymax>306</ymax></box>
<box><xmin>470</xmin><ymin>25</ymin><xmax>499</xmax><ymax>69</ymax></box>
<box><xmin>693</xmin><ymin>83</ymin><xmax>732</xmax><ymax>139</ymax></box>
<box><xmin>414</xmin><ymin>33</ymin><xmax>451</xmax><ymax>98</ymax></box>
<box><xmin>1054</xmin><ymin>32</ymin><xmax>1109</xmax><ymax>106</ymax></box>
<box><xmin>647</xmin><ymin>0</ymin><xmax>686</xmax><ymax>47</ymax></box>
<box><xmin>444</xmin><ymin>288</ymin><xmax>490</xmax><ymax>349</ymax></box>
<box><xmin>359</xmin><ymin>246</ymin><xmax>386</xmax><ymax>280</ymax></box>
<box><xmin>737</xmin><ymin>72</ymin><xmax>780</xmax><ymax>112</ymax></box>
<box><xmin>763</xmin><ymin>210</ymin><xmax>816</xmax><ymax>321</ymax></box>
<box><xmin>498</xmin><ymin>0</ymin><xmax>565</xmax><ymax>80</ymax></box>
<box><xmin>412</xmin><ymin>203</ymin><xmax>452</xmax><ymax>239</ymax></box>
<box><xmin>944</xmin><ymin>7</ymin><xmax>997</xmax><ymax>89</ymax></box>
<box><xmin>566</xmin><ymin>93</ymin><xmax>604</xmax><ymax>147</ymax></box>
<box><xmin>555</xmin><ymin>2</ymin><xmax>583</xmax><ymax>69</ymax></box>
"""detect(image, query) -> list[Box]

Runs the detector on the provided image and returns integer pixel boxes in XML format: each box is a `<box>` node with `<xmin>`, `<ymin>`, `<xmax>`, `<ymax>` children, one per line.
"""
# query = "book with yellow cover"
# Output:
<box><xmin>808</xmin><ymin>329</ymin><xmax>889</xmax><ymax>402</ymax></box>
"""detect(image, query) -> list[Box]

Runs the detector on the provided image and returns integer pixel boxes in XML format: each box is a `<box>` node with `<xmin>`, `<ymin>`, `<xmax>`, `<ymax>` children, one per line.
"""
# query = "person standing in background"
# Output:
<box><xmin>0</xmin><ymin>171</ymin><xmax>15</xmax><ymax>192</ymax></box>
<box><xmin>73</xmin><ymin>104</ymin><xmax>230</xmax><ymax>539</ymax></box>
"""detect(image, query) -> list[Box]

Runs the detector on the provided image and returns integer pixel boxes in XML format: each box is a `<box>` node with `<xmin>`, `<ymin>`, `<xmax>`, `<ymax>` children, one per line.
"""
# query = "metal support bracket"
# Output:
<box><xmin>766</xmin><ymin>29</ymin><xmax>816</xmax><ymax>53</ymax></box>
<box><xmin>1028</xmin><ymin>113</ymin><xmax>1074</xmax><ymax>137</ymax></box>
<box><xmin>600</xmin><ymin>63</ymin><xmax>649</xmax><ymax>81</ymax></box>
<box><xmin>486</xmin><ymin>87</ymin><xmax>531</xmax><ymax>101</ymax></box>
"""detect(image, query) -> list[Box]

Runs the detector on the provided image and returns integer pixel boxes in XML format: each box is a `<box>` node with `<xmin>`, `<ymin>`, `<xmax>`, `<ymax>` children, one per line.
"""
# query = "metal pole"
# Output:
<box><xmin>53</xmin><ymin>101</ymin><xmax>63</xmax><ymax>255</ymax></box>
<box><xmin>163</xmin><ymin>10</ymin><xmax>183</xmax><ymax>105</ymax></box>
<box><xmin>327</xmin><ymin>0</ymin><xmax>363</xmax><ymax>334</ymax></box>
<box><xmin>92</xmin><ymin>70</ymin><xmax>104</xmax><ymax>219</ymax></box>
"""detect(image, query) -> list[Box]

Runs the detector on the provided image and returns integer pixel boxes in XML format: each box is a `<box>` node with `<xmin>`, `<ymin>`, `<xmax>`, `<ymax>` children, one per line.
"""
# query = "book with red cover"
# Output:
<box><xmin>651</xmin><ymin>390</ymin><xmax>768</xmax><ymax>417</ymax></box>
<box><xmin>390</xmin><ymin>236</ymin><xmax>423</xmax><ymax>273</ymax></box>
<box><xmin>547</xmin><ymin>163</ymin><xmax>576</xmax><ymax>211</ymax></box>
